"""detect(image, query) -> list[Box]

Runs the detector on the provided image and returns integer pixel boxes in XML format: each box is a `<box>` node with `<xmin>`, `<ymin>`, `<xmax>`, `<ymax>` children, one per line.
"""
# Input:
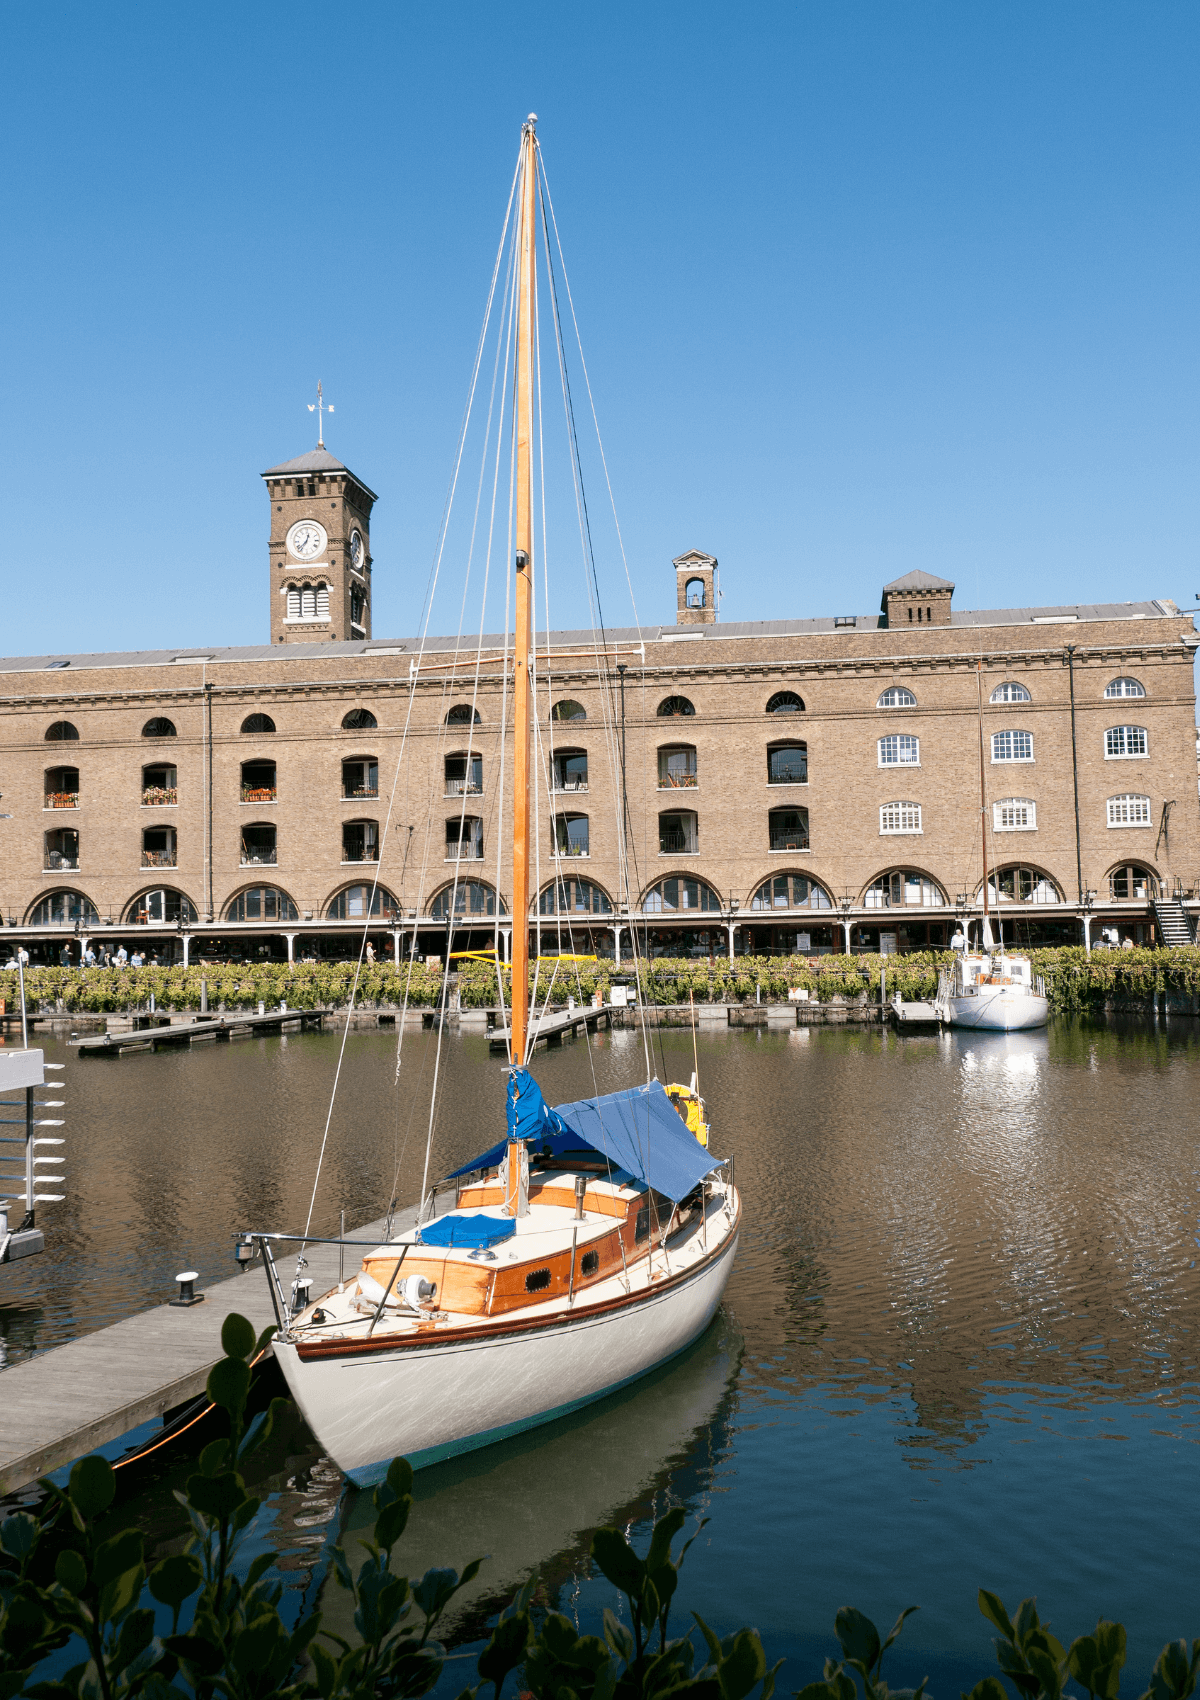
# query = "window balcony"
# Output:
<box><xmin>552</xmin><ymin>777</ymin><xmax>589</xmax><ymax>793</ymax></box>
<box><xmin>766</xmin><ymin>768</ymin><xmax>807</xmax><ymax>786</ymax></box>
<box><xmin>657</xmin><ymin>772</ymin><xmax>698</xmax><ymax>789</ymax></box>
<box><xmin>445</xmin><ymin>842</ymin><xmax>484</xmax><ymax>861</ymax></box>
<box><xmin>45</xmin><ymin>793</ymin><xmax>80</xmax><ymax>809</ymax></box>
<box><xmin>44</xmin><ymin>853</ymin><xmax>79</xmax><ymax>871</ymax></box>
<box><xmin>240</xmin><ymin>849</ymin><xmax>278</xmax><ymax>867</ymax></box>
<box><xmin>769</xmin><ymin>828</ymin><xmax>810</xmax><ymax>852</ymax></box>
<box><xmin>142</xmin><ymin>786</ymin><xmax>178</xmax><ymax>806</ymax></box>
<box><xmin>445</xmin><ymin>777</ymin><xmax>483</xmax><ymax>796</ymax></box>
<box><xmin>659</xmin><ymin>830</ymin><xmax>699</xmax><ymax>855</ymax></box>
<box><xmin>344</xmin><ymin>786</ymin><xmax>379</xmax><ymax>799</ymax></box>
<box><xmin>241</xmin><ymin>785</ymin><xmax>277</xmax><ymax>803</ymax></box>
<box><xmin>342</xmin><ymin>850</ymin><xmax>379</xmax><ymax>864</ymax></box>
<box><xmin>142</xmin><ymin>850</ymin><xmax>177</xmax><ymax>868</ymax></box>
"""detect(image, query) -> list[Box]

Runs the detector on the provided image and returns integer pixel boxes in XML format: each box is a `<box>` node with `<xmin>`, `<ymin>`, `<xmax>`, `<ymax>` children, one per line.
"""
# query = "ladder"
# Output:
<box><xmin>1152</xmin><ymin>899</ymin><xmax>1196</xmax><ymax>948</ymax></box>
<box><xmin>0</xmin><ymin>1050</ymin><xmax>65</xmax><ymax>1263</ymax></box>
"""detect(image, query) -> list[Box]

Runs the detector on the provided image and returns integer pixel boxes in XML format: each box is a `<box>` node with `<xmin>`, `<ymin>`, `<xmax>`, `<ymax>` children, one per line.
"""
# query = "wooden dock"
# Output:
<box><xmin>76</xmin><ymin>1006</ymin><xmax>330</xmax><ymax>1057</ymax></box>
<box><xmin>0</xmin><ymin>1199</ymin><xmax>441</xmax><ymax>1495</ymax></box>
<box><xmin>487</xmin><ymin>1003</ymin><xmax>612</xmax><ymax>1053</ymax></box>
<box><xmin>891</xmin><ymin>999</ymin><xmax>942</xmax><ymax>1027</ymax></box>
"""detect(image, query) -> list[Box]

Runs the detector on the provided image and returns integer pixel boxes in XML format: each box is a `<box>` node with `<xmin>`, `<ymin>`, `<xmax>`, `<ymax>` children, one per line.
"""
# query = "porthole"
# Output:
<box><xmin>524</xmin><ymin>1267</ymin><xmax>552</xmax><ymax>1293</ymax></box>
<box><xmin>581</xmin><ymin>1249</ymin><xmax>599</xmax><ymax>1275</ymax></box>
<box><xmin>635</xmin><ymin>1207</ymin><xmax>650</xmax><ymax>1242</ymax></box>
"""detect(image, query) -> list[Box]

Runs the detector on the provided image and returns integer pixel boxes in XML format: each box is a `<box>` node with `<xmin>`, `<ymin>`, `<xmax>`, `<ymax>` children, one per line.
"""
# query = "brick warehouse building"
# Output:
<box><xmin>1</xmin><ymin>442</ymin><xmax>1198</xmax><ymax>966</ymax></box>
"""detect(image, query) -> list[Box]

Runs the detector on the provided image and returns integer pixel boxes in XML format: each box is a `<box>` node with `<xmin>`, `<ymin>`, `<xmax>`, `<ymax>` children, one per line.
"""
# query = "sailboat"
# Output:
<box><xmin>934</xmin><ymin>664</ymin><xmax>1049</xmax><ymax>1032</ymax></box>
<box><xmin>258</xmin><ymin>117</ymin><xmax>740</xmax><ymax>1487</ymax></box>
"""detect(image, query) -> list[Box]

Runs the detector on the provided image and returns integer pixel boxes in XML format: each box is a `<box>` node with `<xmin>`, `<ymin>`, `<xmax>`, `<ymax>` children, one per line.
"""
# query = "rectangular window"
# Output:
<box><xmin>1107</xmin><ymin>794</ymin><xmax>1151</xmax><ymax>827</ymax></box>
<box><xmin>994</xmin><ymin>799</ymin><xmax>1036</xmax><ymax>830</ymax></box>
<box><xmin>1105</xmin><ymin>725</ymin><xmax>1147</xmax><ymax>758</ymax></box>
<box><xmin>317</xmin><ymin>585</ymin><xmax>330</xmax><ymax>619</ymax></box>
<box><xmin>880</xmin><ymin>801</ymin><xmax>922</xmax><ymax>834</ymax></box>
<box><xmin>878</xmin><ymin>735</ymin><xmax>919</xmax><ymax>766</ymax></box>
<box><xmin>991</xmin><ymin>730</ymin><xmax>1033</xmax><ymax>762</ymax></box>
<box><xmin>286</xmin><ymin>588</ymin><xmax>300</xmax><ymax>619</ymax></box>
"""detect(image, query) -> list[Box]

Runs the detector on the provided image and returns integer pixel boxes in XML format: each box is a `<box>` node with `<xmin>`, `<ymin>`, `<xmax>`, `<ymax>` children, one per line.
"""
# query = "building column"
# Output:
<box><xmin>842</xmin><ymin>918</ymin><xmax>853</xmax><ymax>953</ymax></box>
<box><xmin>182</xmin><ymin>933</ymin><xmax>190</xmax><ymax>968</ymax></box>
<box><xmin>726</xmin><ymin>922</ymin><xmax>735</xmax><ymax>963</ymax></box>
<box><xmin>1081</xmin><ymin>913</ymin><xmax>1092</xmax><ymax>957</ymax></box>
<box><xmin>392</xmin><ymin>929</ymin><xmax>401</xmax><ymax>966</ymax></box>
<box><xmin>612</xmin><ymin>924</ymin><xmax>622</xmax><ymax>967</ymax></box>
<box><xmin>285</xmin><ymin>932</ymin><xmax>296</xmax><ymax>964</ymax></box>
<box><xmin>500</xmin><ymin>927</ymin><xmax>511</xmax><ymax>964</ymax></box>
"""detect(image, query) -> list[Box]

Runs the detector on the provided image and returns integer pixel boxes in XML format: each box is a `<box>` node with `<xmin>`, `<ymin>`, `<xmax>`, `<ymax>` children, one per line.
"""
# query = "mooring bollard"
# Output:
<box><xmin>170</xmin><ymin>1270</ymin><xmax>204</xmax><ymax>1307</ymax></box>
<box><xmin>200</xmin><ymin>978</ymin><xmax>208</xmax><ymax>1014</ymax></box>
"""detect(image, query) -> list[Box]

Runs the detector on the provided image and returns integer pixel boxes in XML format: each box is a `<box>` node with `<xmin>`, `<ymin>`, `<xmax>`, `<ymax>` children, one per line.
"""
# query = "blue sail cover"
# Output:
<box><xmin>445</xmin><ymin>1068</ymin><xmax>719</xmax><ymax>1204</ymax></box>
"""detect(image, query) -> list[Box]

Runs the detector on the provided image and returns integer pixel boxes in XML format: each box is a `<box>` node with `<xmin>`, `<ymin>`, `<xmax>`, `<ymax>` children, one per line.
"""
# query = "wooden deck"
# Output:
<box><xmin>76</xmin><ymin>1006</ymin><xmax>330</xmax><ymax>1057</ymax></box>
<box><xmin>487</xmin><ymin>1003</ymin><xmax>612</xmax><ymax>1053</ymax></box>
<box><xmin>0</xmin><ymin>1200</ymin><xmax>443</xmax><ymax>1495</ymax></box>
<box><xmin>891</xmin><ymin>999</ymin><xmax>942</xmax><ymax>1027</ymax></box>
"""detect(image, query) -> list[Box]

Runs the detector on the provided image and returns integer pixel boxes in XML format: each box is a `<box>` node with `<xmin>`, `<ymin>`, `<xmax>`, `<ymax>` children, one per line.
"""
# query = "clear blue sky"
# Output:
<box><xmin>3</xmin><ymin>2</ymin><xmax>1198</xmax><ymax>658</ymax></box>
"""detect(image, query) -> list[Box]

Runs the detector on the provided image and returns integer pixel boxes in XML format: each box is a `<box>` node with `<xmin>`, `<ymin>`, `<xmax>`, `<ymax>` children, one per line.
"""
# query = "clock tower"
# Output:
<box><xmin>261</xmin><ymin>448</ymin><xmax>378</xmax><ymax>644</ymax></box>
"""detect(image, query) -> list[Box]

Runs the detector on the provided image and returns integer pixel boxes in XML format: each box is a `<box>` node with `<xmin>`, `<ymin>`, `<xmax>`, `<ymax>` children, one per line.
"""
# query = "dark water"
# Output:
<box><xmin>5</xmin><ymin>1017</ymin><xmax>1200</xmax><ymax>1689</ymax></box>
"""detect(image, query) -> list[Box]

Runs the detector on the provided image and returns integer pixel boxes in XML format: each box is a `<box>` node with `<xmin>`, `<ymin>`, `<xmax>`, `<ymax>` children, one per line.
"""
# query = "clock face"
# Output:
<box><xmin>286</xmin><ymin>519</ymin><xmax>327</xmax><ymax>561</ymax></box>
<box><xmin>350</xmin><ymin>529</ymin><xmax>364</xmax><ymax>570</ymax></box>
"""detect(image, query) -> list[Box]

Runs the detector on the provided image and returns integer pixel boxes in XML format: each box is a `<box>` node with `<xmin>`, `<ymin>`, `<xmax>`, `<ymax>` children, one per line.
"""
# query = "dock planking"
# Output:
<box><xmin>0</xmin><ymin>1199</ymin><xmax>444</xmax><ymax>1495</ymax></box>
<box><xmin>487</xmin><ymin>1003</ymin><xmax>612</xmax><ymax>1053</ymax></box>
<box><xmin>77</xmin><ymin>1006</ymin><xmax>331</xmax><ymax>1057</ymax></box>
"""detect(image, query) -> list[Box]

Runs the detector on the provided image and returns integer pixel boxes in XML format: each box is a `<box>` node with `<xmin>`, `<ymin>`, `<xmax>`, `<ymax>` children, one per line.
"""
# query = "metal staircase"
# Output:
<box><xmin>1152</xmin><ymin>898</ymin><xmax>1196</xmax><ymax>947</ymax></box>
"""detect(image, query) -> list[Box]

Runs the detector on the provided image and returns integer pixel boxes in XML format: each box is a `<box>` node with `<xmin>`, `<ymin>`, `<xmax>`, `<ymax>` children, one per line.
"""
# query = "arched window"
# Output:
<box><xmin>45</xmin><ymin>720</ymin><xmax>79</xmax><ymax>742</ymax></box>
<box><xmin>642</xmin><ymin>876</ymin><xmax>721</xmax><ymax>913</ymax></box>
<box><xmin>142</xmin><ymin>717</ymin><xmax>176</xmax><ymax>738</ymax></box>
<box><xmin>1107</xmin><ymin>861</ymin><xmax>1159</xmax><ymax>900</ymax></box>
<box><xmin>553</xmin><ymin>813</ymin><xmax>589</xmax><ymax>857</ymax></box>
<box><xmin>658</xmin><ymin>810</ymin><xmax>698</xmax><ymax>854</ymax></box>
<box><xmin>43</xmin><ymin>829</ymin><xmax>79</xmax><ymax>871</ymax></box>
<box><xmin>240</xmin><ymin>760</ymin><xmax>276</xmax><ymax>802</ymax></box>
<box><xmin>684</xmin><ymin>577</ymin><xmax>706</xmax><ymax>609</ymax></box>
<box><xmin>878</xmin><ymin>734</ymin><xmax>919</xmax><ymax>766</ymax></box>
<box><xmin>446</xmin><ymin>817</ymin><xmax>483</xmax><ymax>860</ymax></box>
<box><xmin>446</xmin><ymin>703</ymin><xmax>481</xmax><ymax>725</ymax></box>
<box><xmin>658</xmin><ymin>745</ymin><xmax>698</xmax><ymax>787</ymax></box>
<box><xmin>125</xmin><ymin>888</ymin><xmax>198</xmax><ymax>924</ymax></box>
<box><xmin>750</xmin><ymin>873</ymin><xmax>832</xmax><ymax>911</ymax></box>
<box><xmin>342</xmin><ymin>820</ymin><xmax>379</xmax><ymax>863</ymax></box>
<box><xmin>864</xmin><ymin>870</ymin><xmax>946</xmax><ymax>908</ymax></box>
<box><xmin>445</xmin><ymin>752</ymin><xmax>482</xmax><ymax>795</ymax></box>
<box><xmin>1105</xmin><ymin>677</ymin><xmax>1145</xmax><ymax>699</ymax></box>
<box><xmin>538</xmin><ymin>877</ymin><xmax>612</xmax><ymax>915</ymax></box>
<box><xmin>142</xmin><ymin>826</ymin><xmax>177</xmax><ymax>868</ymax></box>
<box><xmin>327</xmin><ymin>883</ymin><xmax>399</xmax><ymax>920</ymax></box>
<box><xmin>880</xmin><ymin>801</ymin><xmax>922</xmax><ymax>835</ymax></box>
<box><xmin>44</xmin><ymin>767</ymin><xmax>79</xmax><ymax>808</ymax></box>
<box><xmin>429</xmin><ymin>880</ymin><xmax>506</xmax><ymax>919</ymax></box>
<box><xmin>991</xmin><ymin>730</ymin><xmax>1033</xmax><ymax>762</ymax></box>
<box><xmin>226</xmin><ymin>886</ymin><xmax>299</xmax><ymax>922</ymax></box>
<box><xmin>343</xmin><ymin>757</ymin><xmax>378</xmax><ymax>798</ymax></box>
<box><xmin>142</xmin><ymin>763</ymin><xmax>177</xmax><ymax>805</ymax></box>
<box><xmin>241</xmin><ymin>713</ymin><xmax>276</xmax><ymax>735</ymax></box>
<box><xmin>342</xmin><ymin>707</ymin><xmax>378</xmax><ymax>731</ymax></box>
<box><xmin>768</xmin><ymin>808</ymin><xmax>809</xmax><ymax>851</ymax></box>
<box><xmin>550</xmin><ymin>700</ymin><xmax>586</xmax><ymax>722</ymax></box>
<box><xmin>993</xmin><ymin>798</ymin><xmax>1037</xmax><ymax>831</ymax></box>
<box><xmin>979</xmin><ymin>865</ymin><xmax>1062</xmax><ymax>905</ymax></box>
<box><xmin>552</xmin><ymin>749</ymin><xmax>588</xmax><ymax>791</ymax></box>
<box><xmin>1107</xmin><ymin>794</ymin><xmax>1151</xmax><ymax>828</ymax></box>
<box><xmin>239</xmin><ymin>824</ymin><xmax>276</xmax><ymax>866</ymax></box>
<box><xmin>876</xmin><ymin>687</ymin><xmax>916</xmax><ymax>709</ymax></box>
<box><xmin>766</xmin><ymin>691</ymin><xmax>805</xmax><ymax>714</ymax></box>
<box><xmin>767</xmin><ymin>743</ymin><xmax>807</xmax><ymax>784</ymax></box>
<box><xmin>657</xmin><ymin>696</ymin><xmax>695</xmax><ymax>718</ymax></box>
<box><xmin>28</xmin><ymin>889</ymin><xmax>99</xmax><ymax>926</ymax></box>
<box><xmin>990</xmin><ymin>682</ymin><xmax>1031</xmax><ymax>704</ymax></box>
<box><xmin>1105</xmin><ymin>725</ymin><xmax>1147</xmax><ymax>758</ymax></box>
<box><xmin>286</xmin><ymin>583</ymin><xmax>330</xmax><ymax>621</ymax></box>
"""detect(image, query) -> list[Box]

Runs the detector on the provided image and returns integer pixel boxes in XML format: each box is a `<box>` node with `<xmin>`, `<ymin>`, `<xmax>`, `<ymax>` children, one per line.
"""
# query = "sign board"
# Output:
<box><xmin>796</xmin><ymin>932</ymin><xmax>811</xmax><ymax>952</ymax></box>
<box><xmin>0</xmin><ymin>1049</ymin><xmax>44</xmax><ymax>1092</ymax></box>
<box><xmin>879</xmin><ymin>933</ymin><xmax>898</xmax><ymax>957</ymax></box>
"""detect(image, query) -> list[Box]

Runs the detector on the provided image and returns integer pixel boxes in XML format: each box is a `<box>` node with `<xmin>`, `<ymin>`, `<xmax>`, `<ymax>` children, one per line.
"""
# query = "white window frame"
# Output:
<box><xmin>993</xmin><ymin>797</ymin><xmax>1037</xmax><ymax>831</ymax></box>
<box><xmin>878</xmin><ymin>734</ymin><xmax>919</xmax><ymax>767</ymax></box>
<box><xmin>1107</xmin><ymin>794</ymin><xmax>1152</xmax><ymax>828</ymax></box>
<box><xmin>877</xmin><ymin>687</ymin><xmax>917</xmax><ymax>709</ymax></box>
<box><xmin>990</xmin><ymin>682</ymin><xmax>1031</xmax><ymax>703</ymax></box>
<box><xmin>1104</xmin><ymin>677</ymin><xmax>1145</xmax><ymax>699</ymax></box>
<box><xmin>991</xmin><ymin>729</ymin><xmax>1033</xmax><ymax>763</ymax></box>
<box><xmin>879</xmin><ymin>801</ymin><xmax>922</xmax><ymax>835</ymax></box>
<box><xmin>1105</xmin><ymin>725</ymin><xmax>1148</xmax><ymax>759</ymax></box>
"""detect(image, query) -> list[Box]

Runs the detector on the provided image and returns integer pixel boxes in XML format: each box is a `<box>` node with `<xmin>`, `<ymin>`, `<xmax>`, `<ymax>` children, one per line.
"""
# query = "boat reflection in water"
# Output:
<box><xmin>325</xmin><ymin>1314</ymin><xmax>741</xmax><ymax>1645</ymax></box>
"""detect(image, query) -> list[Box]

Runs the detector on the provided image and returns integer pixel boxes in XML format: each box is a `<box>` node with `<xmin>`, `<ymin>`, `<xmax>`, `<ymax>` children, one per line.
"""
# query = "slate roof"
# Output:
<box><xmin>882</xmin><ymin>570</ymin><xmax>956</xmax><ymax>592</ymax></box>
<box><xmin>260</xmin><ymin>448</ymin><xmax>379</xmax><ymax>499</ymax></box>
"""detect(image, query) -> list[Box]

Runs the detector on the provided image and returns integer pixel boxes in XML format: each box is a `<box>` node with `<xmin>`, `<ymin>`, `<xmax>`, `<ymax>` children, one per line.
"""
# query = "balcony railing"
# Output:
<box><xmin>342</xmin><ymin>850</ymin><xmax>379</xmax><ymax>864</ymax></box>
<box><xmin>45</xmin><ymin>793</ymin><xmax>79</xmax><ymax>809</ymax></box>
<box><xmin>659</xmin><ymin>831</ymin><xmax>698</xmax><ymax>854</ymax></box>
<box><xmin>552</xmin><ymin>777</ymin><xmax>589</xmax><ymax>792</ymax></box>
<box><xmin>241</xmin><ymin>785</ymin><xmax>277</xmax><ymax>803</ymax></box>
<box><xmin>343</xmin><ymin>786</ymin><xmax>379</xmax><ymax>799</ymax></box>
<box><xmin>1108</xmin><ymin>876</ymin><xmax>1160</xmax><ymax>901</ymax></box>
<box><xmin>768</xmin><ymin>767</ymin><xmax>807</xmax><ymax>785</ymax></box>
<box><xmin>769</xmin><ymin>830</ymin><xmax>810</xmax><ymax>851</ymax></box>
<box><xmin>554</xmin><ymin>843</ymin><xmax>590</xmax><ymax>858</ymax></box>
<box><xmin>445</xmin><ymin>841</ymin><xmax>484</xmax><ymax>861</ymax></box>
<box><xmin>142</xmin><ymin>786</ymin><xmax>178</xmax><ymax>806</ymax></box>
<box><xmin>44</xmin><ymin>854</ymin><xmax>79</xmax><ymax>870</ymax></box>
<box><xmin>142</xmin><ymin>851</ymin><xmax>177</xmax><ymax>868</ymax></box>
<box><xmin>444</xmin><ymin>778</ymin><xmax>483</xmax><ymax>795</ymax></box>
<box><xmin>657</xmin><ymin>772</ymin><xmax>698</xmax><ymax>789</ymax></box>
<box><xmin>240</xmin><ymin>849</ymin><xmax>278</xmax><ymax>866</ymax></box>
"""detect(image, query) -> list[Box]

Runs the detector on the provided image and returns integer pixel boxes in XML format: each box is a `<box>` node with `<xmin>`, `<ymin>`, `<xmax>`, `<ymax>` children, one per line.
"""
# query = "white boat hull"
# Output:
<box><xmin>943</xmin><ymin>990</ymin><xmax>1049</xmax><ymax>1031</ymax></box>
<box><xmin>274</xmin><ymin>1216</ymin><xmax>740</xmax><ymax>1486</ymax></box>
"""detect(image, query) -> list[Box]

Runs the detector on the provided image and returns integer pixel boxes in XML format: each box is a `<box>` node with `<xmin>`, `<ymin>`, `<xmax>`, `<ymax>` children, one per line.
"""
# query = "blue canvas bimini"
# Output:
<box><xmin>417</xmin><ymin>1213</ymin><xmax>517</xmax><ymax>1250</ymax></box>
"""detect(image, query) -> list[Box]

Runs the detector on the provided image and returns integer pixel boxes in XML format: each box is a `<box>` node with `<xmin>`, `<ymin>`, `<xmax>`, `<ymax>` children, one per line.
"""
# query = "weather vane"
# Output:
<box><xmin>308</xmin><ymin>380</ymin><xmax>334</xmax><ymax>448</ymax></box>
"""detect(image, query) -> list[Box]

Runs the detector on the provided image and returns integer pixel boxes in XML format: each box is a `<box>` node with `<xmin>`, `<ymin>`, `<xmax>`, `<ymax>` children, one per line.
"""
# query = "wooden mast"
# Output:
<box><xmin>976</xmin><ymin>662</ymin><xmax>992</xmax><ymax>948</ymax></box>
<box><xmin>506</xmin><ymin>114</ymin><xmax>537</xmax><ymax>1215</ymax></box>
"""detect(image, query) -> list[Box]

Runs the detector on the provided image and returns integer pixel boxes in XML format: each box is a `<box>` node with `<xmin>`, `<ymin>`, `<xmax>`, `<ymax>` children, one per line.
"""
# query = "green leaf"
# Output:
<box><xmin>646</xmin><ymin>1507</ymin><xmax>687</xmax><ymax>1575</ymax></box>
<box><xmin>148</xmin><ymin>1553</ymin><xmax>203</xmax><ymax>1612</ymax></box>
<box><xmin>1068</xmin><ymin>1623</ymin><xmax>1127</xmax><ymax>1700</ymax></box>
<box><xmin>197</xmin><ymin>1439</ymin><xmax>230</xmax><ymax>1478</ymax></box>
<box><xmin>591</xmin><ymin>1527</ymin><xmax>645</xmax><ymax>1597</ymax></box>
<box><xmin>0</xmin><ymin>1512</ymin><xmax>38</xmax><ymax>1560</ymax></box>
<box><xmin>238</xmin><ymin>1397</ymin><xmax>292</xmax><ymax>1465</ymax></box>
<box><xmin>311</xmin><ymin>1641</ymin><xmax>338</xmax><ymax>1700</ymax></box>
<box><xmin>220</xmin><ymin>1312</ymin><xmax>257</xmax><ymax>1361</ymax></box>
<box><xmin>476</xmin><ymin>1609</ymin><xmax>531</xmax><ymax>1688</ymax></box>
<box><xmin>714</xmin><ymin>1628</ymin><xmax>768</xmax><ymax>1700</ymax></box>
<box><xmin>206</xmin><ymin>1354</ymin><xmax>251</xmax><ymax>1415</ymax></box>
<box><xmin>961</xmin><ymin>1680</ymin><xmax>1009</xmax><ymax>1700</ymax></box>
<box><xmin>413</xmin><ymin>1566</ymin><xmax>463</xmax><ymax>1621</ymax></box>
<box><xmin>67</xmin><ymin>1456</ymin><xmax>115</xmax><ymax>1521</ymax></box>
<box><xmin>55</xmin><ymin>1549</ymin><xmax>88</xmax><ymax>1594</ymax></box>
<box><xmin>92</xmin><ymin>1529</ymin><xmax>144</xmax><ymax>1591</ymax></box>
<box><xmin>977</xmin><ymin>1593</ymin><xmax>1016</xmax><ymax>1643</ymax></box>
<box><xmin>1141</xmin><ymin>1638</ymin><xmax>1200</xmax><ymax>1700</ymax></box>
<box><xmin>835</xmin><ymin>1608</ymin><xmax>882</xmax><ymax>1673</ymax></box>
<box><xmin>881</xmin><ymin>1608</ymin><xmax>920</xmax><ymax>1656</ymax></box>
<box><xmin>795</xmin><ymin>1685</ymin><xmax>845</xmax><ymax>1700</ymax></box>
<box><xmin>185</xmin><ymin>1469</ymin><xmax>248</xmax><ymax>1522</ymax></box>
<box><xmin>163</xmin><ymin>1633</ymin><xmax>226</xmax><ymax>1678</ymax></box>
<box><xmin>386</xmin><ymin>1457</ymin><xmax>415</xmax><ymax>1500</ymax></box>
<box><xmin>375</xmin><ymin>1496</ymin><xmax>412</xmax><ymax>1553</ymax></box>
